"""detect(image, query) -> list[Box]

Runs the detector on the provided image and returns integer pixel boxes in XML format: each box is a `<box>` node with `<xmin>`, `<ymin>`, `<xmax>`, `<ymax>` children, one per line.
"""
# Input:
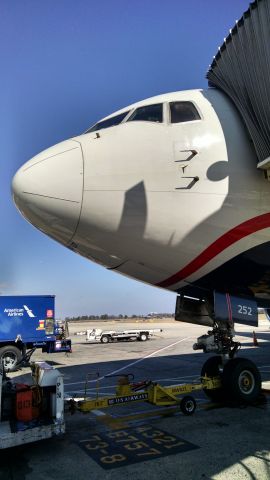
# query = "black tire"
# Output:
<box><xmin>101</xmin><ymin>335</ymin><xmax>110</xmax><ymax>344</ymax></box>
<box><xmin>0</xmin><ymin>346</ymin><xmax>22</xmax><ymax>372</ymax></box>
<box><xmin>180</xmin><ymin>396</ymin><xmax>196</xmax><ymax>415</ymax></box>
<box><xmin>201</xmin><ymin>356</ymin><xmax>224</xmax><ymax>402</ymax></box>
<box><xmin>222</xmin><ymin>358</ymin><xmax>261</xmax><ymax>404</ymax></box>
<box><xmin>139</xmin><ymin>333</ymin><xmax>148</xmax><ymax>342</ymax></box>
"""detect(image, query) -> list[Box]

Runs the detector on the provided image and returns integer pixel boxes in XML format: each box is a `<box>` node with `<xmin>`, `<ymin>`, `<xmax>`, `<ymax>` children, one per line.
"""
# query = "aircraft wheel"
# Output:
<box><xmin>201</xmin><ymin>356</ymin><xmax>224</xmax><ymax>402</ymax></box>
<box><xmin>222</xmin><ymin>358</ymin><xmax>261</xmax><ymax>403</ymax></box>
<box><xmin>0</xmin><ymin>346</ymin><xmax>22</xmax><ymax>372</ymax></box>
<box><xmin>101</xmin><ymin>335</ymin><xmax>110</xmax><ymax>344</ymax></box>
<box><xmin>180</xmin><ymin>396</ymin><xmax>196</xmax><ymax>415</ymax></box>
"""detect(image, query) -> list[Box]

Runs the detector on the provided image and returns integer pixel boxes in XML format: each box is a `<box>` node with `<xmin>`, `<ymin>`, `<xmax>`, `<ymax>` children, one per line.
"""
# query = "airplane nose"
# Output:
<box><xmin>12</xmin><ymin>139</ymin><xmax>83</xmax><ymax>244</ymax></box>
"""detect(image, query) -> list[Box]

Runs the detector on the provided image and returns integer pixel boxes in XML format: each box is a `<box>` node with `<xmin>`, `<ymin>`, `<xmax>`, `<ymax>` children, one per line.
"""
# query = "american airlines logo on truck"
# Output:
<box><xmin>3</xmin><ymin>305</ymin><xmax>36</xmax><ymax>317</ymax></box>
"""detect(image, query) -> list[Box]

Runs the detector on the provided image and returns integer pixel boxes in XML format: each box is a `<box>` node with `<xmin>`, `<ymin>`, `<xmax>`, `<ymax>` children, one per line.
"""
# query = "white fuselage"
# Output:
<box><xmin>12</xmin><ymin>89</ymin><xmax>270</xmax><ymax>298</ymax></box>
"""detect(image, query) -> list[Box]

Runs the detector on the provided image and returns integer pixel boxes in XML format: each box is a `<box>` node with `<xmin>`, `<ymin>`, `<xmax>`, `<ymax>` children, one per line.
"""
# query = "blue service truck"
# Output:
<box><xmin>0</xmin><ymin>296</ymin><xmax>71</xmax><ymax>370</ymax></box>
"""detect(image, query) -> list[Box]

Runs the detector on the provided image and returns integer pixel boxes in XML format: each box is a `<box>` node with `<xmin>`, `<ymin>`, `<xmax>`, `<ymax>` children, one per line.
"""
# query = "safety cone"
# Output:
<box><xmin>253</xmin><ymin>330</ymin><xmax>259</xmax><ymax>346</ymax></box>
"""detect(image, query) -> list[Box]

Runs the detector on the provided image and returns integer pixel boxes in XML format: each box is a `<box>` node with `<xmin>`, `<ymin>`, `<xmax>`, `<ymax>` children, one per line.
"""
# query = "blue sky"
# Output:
<box><xmin>1</xmin><ymin>0</ymin><xmax>249</xmax><ymax>318</ymax></box>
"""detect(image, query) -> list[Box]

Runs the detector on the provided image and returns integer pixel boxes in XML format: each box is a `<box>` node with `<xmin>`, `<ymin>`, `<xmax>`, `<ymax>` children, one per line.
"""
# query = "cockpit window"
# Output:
<box><xmin>170</xmin><ymin>102</ymin><xmax>201</xmax><ymax>123</ymax></box>
<box><xmin>127</xmin><ymin>104</ymin><xmax>163</xmax><ymax>123</ymax></box>
<box><xmin>85</xmin><ymin>111</ymin><xmax>130</xmax><ymax>133</ymax></box>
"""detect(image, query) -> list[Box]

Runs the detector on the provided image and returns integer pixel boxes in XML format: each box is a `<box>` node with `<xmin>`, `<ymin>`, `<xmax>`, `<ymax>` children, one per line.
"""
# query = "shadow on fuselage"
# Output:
<box><xmin>114</xmin><ymin>89</ymin><xmax>270</xmax><ymax>300</ymax></box>
<box><xmin>117</xmin><ymin>181</ymin><xmax>147</xmax><ymax>238</ymax></box>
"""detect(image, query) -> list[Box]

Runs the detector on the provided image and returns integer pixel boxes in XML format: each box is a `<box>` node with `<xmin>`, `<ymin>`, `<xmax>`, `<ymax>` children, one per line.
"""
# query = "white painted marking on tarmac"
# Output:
<box><xmin>102</xmin><ymin>336</ymin><xmax>193</xmax><ymax>379</ymax></box>
<box><xmin>64</xmin><ymin>381</ymin><xmax>87</xmax><ymax>386</ymax></box>
<box><xmin>156</xmin><ymin>374</ymin><xmax>199</xmax><ymax>381</ymax></box>
<box><xmin>65</xmin><ymin>337</ymin><xmax>192</xmax><ymax>386</ymax></box>
<box><xmin>65</xmin><ymin>374</ymin><xmax>200</xmax><ymax>393</ymax></box>
<box><xmin>91</xmin><ymin>410</ymin><xmax>106</xmax><ymax>416</ymax></box>
<box><xmin>66</xmin><ymin>390</ymin><xmax>116</xmax><ymax>396</ymax></box>
<box><xmin>65</xmin><ymin>375</ymin><xmax>199</xmax><ymax>390</ymax></box>
<box><xmin>66</xmin><ymin>383</ymin><xmax>114</xmax><ymax>389</ymax></box>
<box><xmin>65</xmin><ymin>366</ymin><xmax>270</xmax><ymax>390</ymax></box>
<box><xmin>65</xmin><ymin>359</ymin><xmax>270</xmax><ymax>398</ymax></box>
<box><xmin>64</xmin><ymin>337</ymin><xmax>193</xmax><ymax>387</ymax></box>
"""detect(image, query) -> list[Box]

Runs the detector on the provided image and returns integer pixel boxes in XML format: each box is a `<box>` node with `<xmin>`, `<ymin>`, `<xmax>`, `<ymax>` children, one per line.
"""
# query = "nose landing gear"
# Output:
<box><xmin>222</xmin><ymin>358</ymin><xmax>261</xmax><ymax>403</ymax></box>
<box><xmin>198</xmin><ymin>322</ymin><xmax>262</xmax><ymax>404</ymax></box>
<box><xmin>201</xmin><ymin>354</ymin><xmax>261</xmax><ymax>404</ymax></box>
<box><xmin>176</xmin><ymin>291</ymin><xmax>262</xmax><ymax>404</ymax></box>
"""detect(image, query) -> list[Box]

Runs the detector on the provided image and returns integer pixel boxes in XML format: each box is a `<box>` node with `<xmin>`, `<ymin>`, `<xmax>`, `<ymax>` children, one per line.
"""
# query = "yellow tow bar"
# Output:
<box><xmin>73</xmin><ymin>374</ymin><xmax>221</xmax><ymax>416</ymax></box>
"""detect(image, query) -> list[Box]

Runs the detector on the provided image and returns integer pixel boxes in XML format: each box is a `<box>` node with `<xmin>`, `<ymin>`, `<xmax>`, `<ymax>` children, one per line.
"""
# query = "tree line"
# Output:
<box><xmin>65</xmin><ymin>313</ymin><xmax>174</xmax><ymax>321</ymax></box>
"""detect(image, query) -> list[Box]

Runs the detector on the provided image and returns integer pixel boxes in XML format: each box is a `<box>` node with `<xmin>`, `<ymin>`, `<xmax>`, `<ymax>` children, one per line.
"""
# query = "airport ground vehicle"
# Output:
<box><xmin>0</xmin><ymin>362</ymin><xmax>64</xmax><ymax>448</ymax></box>
<box><xmin>85</xmin><ymin>328</ymin><xmax>163</xmax><ymax>343</ymax></box>
<box><xmin>0</xmin><ymin>296</ymin><xmax>71</xmax><ymax>371</ymax></box>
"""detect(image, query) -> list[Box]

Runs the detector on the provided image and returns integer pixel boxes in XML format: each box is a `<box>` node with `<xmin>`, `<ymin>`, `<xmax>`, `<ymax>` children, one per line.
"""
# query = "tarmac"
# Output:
<box><xmin>1</xmin><ymin>319</ymin><xmax>270</xmax><ymax>480</ymax></box>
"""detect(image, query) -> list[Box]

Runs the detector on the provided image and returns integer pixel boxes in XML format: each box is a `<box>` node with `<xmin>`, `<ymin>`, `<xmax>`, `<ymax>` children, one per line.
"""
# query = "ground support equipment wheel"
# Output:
<box><xmin>180</xmin><ymin>396</ymin><xmax>196</xmax><ymax>415</ymax></box>
<box><xmin>222</xmin><ymin>358</ymin><xmax>261</xmax><ymax>404</ymax></box>
<box><xmin>139</xmin><ymin>333</ymin><xmax>148</xmax><ymax>342</ymax></box>
<box><xmin>101</xmin><ymin>335</ymin><xmax>110</xmax><ymax>344</ymax></box>
<box><xmin>201</xmin><ymin>355</ymin><xmax>224</xmax><ymax>402</ymax></box>
<box><xmin>0</xmin><ymin>346</ymin><xmax>22</xmax><ymax>372</ymax></box>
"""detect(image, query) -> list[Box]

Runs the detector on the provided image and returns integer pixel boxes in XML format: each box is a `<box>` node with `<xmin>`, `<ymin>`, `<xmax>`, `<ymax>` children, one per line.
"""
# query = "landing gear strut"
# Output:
<box><xmin>193</xmin><ymin>324</ymin><xmax>240</xmax><ymax>358</ymax></box>
<box><xmin>175</xmin><ymin>292</ymin><xmax>262</xmax><ymax>404</ymax></box>
<box><xmin>196</xmin><ymin>324</ymin><xmax>261</xmax><ymax>404</ymax></box>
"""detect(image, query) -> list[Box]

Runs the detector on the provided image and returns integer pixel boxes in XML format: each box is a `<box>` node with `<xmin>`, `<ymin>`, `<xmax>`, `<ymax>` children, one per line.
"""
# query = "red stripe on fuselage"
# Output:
<box><xmin>157</xmin><ymin>212</ymin><xmax>270</xmax><ymax>288</ymax></box>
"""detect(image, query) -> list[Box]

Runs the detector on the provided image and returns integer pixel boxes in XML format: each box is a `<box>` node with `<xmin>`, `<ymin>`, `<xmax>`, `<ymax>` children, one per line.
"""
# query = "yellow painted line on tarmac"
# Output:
<box><xmin>95</xmin><ymin>413</ymin><xmax>129</xmax><ymax>430</ymax></box>
<box><xmin>91</xmin><ymin>405</ymin><xmax>180</xmax><ymax>429</ymax></box>
<box><xmin>86</xmin><ymin>398</ymin><xmax>239</xmax><ymax>436</ymax></box>
<box><xmin>94</xmin><ymin>402</ymin><xmax>221</xmax><ymax>428</ymax></box>
<box><xmin>113</xmin><ymin>400</ymin><xmax>221</xmax><ymax>420</ymax></box>
<box><xmin>91</xmin><ymin>398</ymin><xmax>222</xmax><ymax>428</ymax></box>
<box><xmin>95</xmin><ymin>408</ymin><xmax>179</xmax><ymax>430</ymax></box>
<box><xmin>110</xmin><ymin>406</ymin><xmax>179</xmax><ymax>422</ymax></box>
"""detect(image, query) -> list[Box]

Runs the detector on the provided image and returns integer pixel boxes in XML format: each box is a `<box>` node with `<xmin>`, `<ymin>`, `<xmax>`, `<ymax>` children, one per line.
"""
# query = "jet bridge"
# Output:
<box><xmin>207</xmin><ymin>0</ymin><xmax>270</xmax><ymax>175</ymax></box>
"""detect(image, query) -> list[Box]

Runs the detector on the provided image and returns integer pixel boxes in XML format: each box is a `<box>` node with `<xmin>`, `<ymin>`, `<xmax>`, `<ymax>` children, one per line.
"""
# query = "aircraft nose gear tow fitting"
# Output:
<box><xmin>193</xmin><ymin>325</ymin><xmax>240</xmax><ymax>358</ymax></box>
<box><xmin>175</xmin><ymin>291</ymin><xmax>262</xmax><ymax>404</ymax></box>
